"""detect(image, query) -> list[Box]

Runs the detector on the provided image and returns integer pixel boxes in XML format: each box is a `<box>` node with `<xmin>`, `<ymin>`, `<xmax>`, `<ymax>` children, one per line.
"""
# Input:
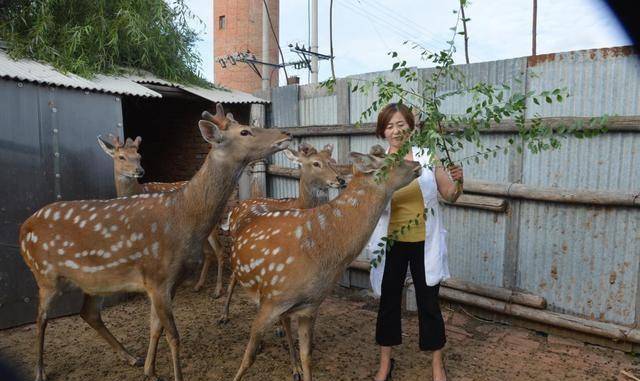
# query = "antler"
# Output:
<box><xmin>202</xmin><ymin>103</ymin><xmax>231</xmax><ymax>130</ymax></box>
<box><xmin>107</xmin><ymin>134</ymin><xmax>123</xmax><ymax>148</ymax></box>
<box><xmin>369</xmin><ymin>144</ymin><xmax>386</xmax><ymax>158</ymax></box>
<box><xmin>298</xmin><ymin>143</ymin><xmax>318</xmax><ymax>157</ymax></box>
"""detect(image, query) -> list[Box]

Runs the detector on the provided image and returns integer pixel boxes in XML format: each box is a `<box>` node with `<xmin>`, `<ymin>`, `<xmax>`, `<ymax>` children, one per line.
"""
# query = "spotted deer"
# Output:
<box><xmin>97</xmin><ymin>135</ymin><xmax>186</xmax><ymax>197</ymax></box>
<box><xmin>97</xmin><ymin>135</ymin><xmax>225</xmax><ymax>296</ymax></box>
<box><xmin>19</xmin><ymin>104</ymin><xmax>291</xmax><ymax>381</ymax></box>
<box><xmin>216</xmin><ymin>142</ymin><xmax>345</xmax><ymax>324</ymax></box>
<box><xmin>229</xmin><ymin>145</ymin><xmax>422</xmax><ymax>381</ymax></box>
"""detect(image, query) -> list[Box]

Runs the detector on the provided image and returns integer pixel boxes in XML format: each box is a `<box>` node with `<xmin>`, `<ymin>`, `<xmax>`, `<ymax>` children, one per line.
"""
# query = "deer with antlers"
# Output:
<box><xmin>97</xmin><ymin>134</ymin><xmax>227</xmax><ymax>297</ymax></box>
<box><xmin>217</xmin><ymin>142</ymin><xmax>345</xmax><ymax>324</ymax></box>
<box><xmin>19</xmin><ymin>104</ymin><xmax>291</xmax><ymax>381</ymax></box>
<box><xmin>229</xmin><ymin>145</ymin><xmax>422</xmax><ymax>381</ymax></box>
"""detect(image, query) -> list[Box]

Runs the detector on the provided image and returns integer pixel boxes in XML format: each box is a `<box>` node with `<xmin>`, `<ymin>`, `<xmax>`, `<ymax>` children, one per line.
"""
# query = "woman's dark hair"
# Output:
<box><xmin>375</xmin><ymin>103</ymin><xmax>415</xmax><ymax>139</ymax></box>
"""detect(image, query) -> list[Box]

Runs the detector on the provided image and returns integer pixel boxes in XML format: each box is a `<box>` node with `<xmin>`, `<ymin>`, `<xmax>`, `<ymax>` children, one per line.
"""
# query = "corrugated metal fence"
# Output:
<box><xmin>263</xmin><ymin>46</ymin><xmax>640</xmax><ymax>327</ymax></box>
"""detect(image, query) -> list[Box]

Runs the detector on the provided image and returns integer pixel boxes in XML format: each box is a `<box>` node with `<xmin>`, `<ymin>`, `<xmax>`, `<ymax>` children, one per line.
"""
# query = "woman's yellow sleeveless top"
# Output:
<box><xmin>387</xmin><ymin>178</ymin><xmax>426</xmax><ymax>242</ymax></box>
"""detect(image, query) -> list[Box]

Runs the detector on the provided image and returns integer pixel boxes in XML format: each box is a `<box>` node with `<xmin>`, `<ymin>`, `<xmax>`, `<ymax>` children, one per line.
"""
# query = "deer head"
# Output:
<box><xmin>199</xmin><ymin>104</ymin><xmax>291</xmax><ymax>163</ymax></box>
<box><xmin>284</xmin><ymin>143</ymin><xmax>346</xmax><ymax>189</ymax></box>
<box><xmin>349</xmin><ymin>144</ymin><xmax>421</xmax><ymax>193</ymax></box>
<box><xmin>97</xmin><ymin>134</ymin><xmax>144</xmax><ymax>178</ymax></box>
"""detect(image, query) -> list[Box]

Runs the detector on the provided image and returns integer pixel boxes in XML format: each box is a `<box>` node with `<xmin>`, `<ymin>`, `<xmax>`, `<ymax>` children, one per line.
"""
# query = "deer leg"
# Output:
<box><xmin>148</xmin><ymin>288</ymin><xmax>183</xmax><ymax>381</ymax></box>
<box><xmin>210</xmin><ymin>234</ymin><xmax>224</xmax><ymax>298</ymax></box>
<box><xmin>80</xmin><ymin>294</ymin><xmax>142</xmax><ymax>367</ymax></box>
<box><xmin>281</xmin><ymin>316</ymin><xmax>302</xmax><ymax>381</ymax></box>
<box><xmin>298</xmin><ymin>315</ymin><xmax>315</xmax><ymax>381</ymax></box>
<box><xmin>218</xmin><ymin>273</ymin><xmax>237</xmax><ymax>324</ymax></box>
<box><xmin>144</xmin><ymin>302</ymin><xmax>164</xmax><ymax>381</ymax></box>
<box><xmin>232</xmin><ymin>305</ymin><xmax>280</xmax><ymax>381</ymax></box>
<box><xmin>35</xmin><ymin>286</ymin><xmax>56</xmax><ymax>381</ymax></box>
<box><xmin>193</xmin><ymin>238</ymin><xmax>214</xmax><ymax>292</ymax></box>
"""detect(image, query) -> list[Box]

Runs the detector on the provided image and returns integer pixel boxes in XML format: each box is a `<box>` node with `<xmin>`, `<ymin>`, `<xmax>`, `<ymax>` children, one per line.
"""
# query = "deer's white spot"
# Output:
<box><xmin>294</xmin><ymin>226</ymin><xmax>303</xmax><ymax>239</ymax></box>
<box><xmin>333</xmin><ymin>209</ymin><xmax>342</xmax><ymax>218</ymax></box>
<box><xmin>52</xmin><ymin>211</ymin><xmax>60</xmax><ymax>221</ymax></box>
<box><xmin>89</xmin><ymin>207</ymin><xmax>96</xmax><ymax>212</ymax></box>
<box><xmin>20</xmin><ymin>240</ymin><xmax>26</xmax><ymax>252</ymax></box>
<box><xmin>63</xmin><ymin>260</ymin><xmax>79</xmax><ymax>269</ymax></box>
<box><xmin>57</xmin><ymin>248</ymin><xmax>64</xmax><ymax>255</ymax></box>
<box><xmin>349</xmin><ymin>198</ymin><xmax>359</xmax><ymax>206</ymax></box>
<box><xmin>64</xmin><ymin>208</ymin><xmax>74</xmax><ymax>220</ymax></box>
<box><xmin>317</xmin><ymin>213</ymin><xmax>327</xmax><ymax>230</ymax></box>
<box><xmin>117</xmin><ymin>205</ymin><xmax>125</xmax><ymax>212</ymax></box>
<box><xmin>43</xmin><ymin>209</ymin><xmax>51</xmax><ymax>219</ymax></box>
<box><xmin>81</xmin><ymin>204</ymin><xmax>88</xmax><ymax>210</ymax></box>
<box><xmin>43</xmin><ymin>242</ymin><xmax>49</xmax><ymax>251</ymax></box>
<box><xmin>151</xmin><ymin>242</ymin><xmax>159</xmax><ymax>257</ymax></box>
<box><xmin>260</xmin><ymin>268</ymin><xmax>266</xmax><ymax>276</ymax></box>
<box><xmin>118</xmin><ymin>258</ymin><xmax>127</xmax><ymax>264</ymax></box>
<box><xmin>272</xmin><ymin>247</ymin><xmax>282</xmax><ymax>255</ymax></box>
<box><xmin>271</xmin><ymin>276</ymin><xmax>279</xmax><ymax>285</ymax></box>
<box><xmin>286</xmin><ymin>256</ymin><xmax>294</xmax><ymax>264</ymax></box>
<box><xmin>89</xmin><ymin>213</ymin><xmax>97</xmax><ymax>221</ymax></box>
<box><xmin>31</xmin><ymin>233</ymin><xmax>38</xmax><ymax>243</ymax></box>
<box><xmin>151</xmin><ymin>223</ymin><xmax>157</xmax><ymax>233</ymax></box>
<box><xmin>110</xmin><ymin>225</ymin><xmax>118</xmax><ymax>232</ymax></box>
<box><xmin>94</xmin><ymin>223</ymin><xmax>102</xmax><ymax>232</ymax></box>
<box><xmin>79</xmin><ymin>220</ymin><xmax>86</xmax><ymax>228</ymax></box>
<box><xmin>129</xmin><ymin>252</ymin><xmax>143</xmax><ymax>260</ymax></box>
<box><xmin>273</xmin><ymin>211</ymin><xmax>280</xmax><ymax>217</ymax></box>
<box><xmin>73</xmin><ymin>215</ymin><xmax>81</xmax><ymax>224</ymax></box>
<box><xmin>62</xmin><ymin>241</ymin><xmax>69</xmax><ymax>247</ymax></box>
<box><xmin>126</xmin><ymin>240</ymin><xmax>132</xmax><ymax>248</ymax></box>
<box><xmin>272</xmin><ymin>229</ymin><xmax>281</xmax><ymax>235</ymax></box>
<box><xmin>276</xmin><ymin>263</ymin><xmax>285</xmax><ymax>272</ymax></box>
<box><xmin>306</xmin><ymin>220</ymin><xmax>312</xmax><ymax>231</ymax></box>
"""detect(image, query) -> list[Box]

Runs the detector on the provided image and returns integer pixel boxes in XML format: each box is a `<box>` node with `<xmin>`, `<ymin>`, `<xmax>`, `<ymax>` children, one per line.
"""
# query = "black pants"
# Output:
<box><xmin>375</xmin><ymin>241</ymin><xmax>446</xmax><ymax>351</ymax></box>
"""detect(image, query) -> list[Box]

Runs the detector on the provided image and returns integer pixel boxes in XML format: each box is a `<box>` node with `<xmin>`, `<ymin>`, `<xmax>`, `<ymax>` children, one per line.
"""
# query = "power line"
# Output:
<box><xmin>351</xmin><ymin>0</ymin><xmax>483</xmax><ymax>62</ymax></box>
<box><xmin>339</xmin><ymin>1</ymin><xmax>442</xmax><ymax>53</ymax></box>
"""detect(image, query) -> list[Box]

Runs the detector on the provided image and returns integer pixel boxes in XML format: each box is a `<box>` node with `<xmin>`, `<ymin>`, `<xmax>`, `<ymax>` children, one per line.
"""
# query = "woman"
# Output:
<box><xmin>367</xmin><ymin>103</ymin><xmax>463</xmax><ymax>381</ymax></box>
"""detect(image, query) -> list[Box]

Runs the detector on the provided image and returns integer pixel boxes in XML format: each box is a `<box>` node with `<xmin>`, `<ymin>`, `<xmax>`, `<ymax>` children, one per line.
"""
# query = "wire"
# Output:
<box><xmin>349</xmin><ymin>0</ymin><xmax>442</xmax><ymax>52</ymax></box>
<box><xmin>262</xmin><ymin>0</ymin><xmax>289</xmax><ymax>83</ymax></box>
<box><xmin>338</xmin><ymin>1</ymin><xmax>390</xmax><ymax>51</ymax></box>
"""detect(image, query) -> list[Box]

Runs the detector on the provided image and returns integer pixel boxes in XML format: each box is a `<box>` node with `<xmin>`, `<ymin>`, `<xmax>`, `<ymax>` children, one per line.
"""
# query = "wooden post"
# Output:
<box><xmin>335</xmin><ymin>78</ymin><xmax>351</xmax><ymax>287</ymax></box>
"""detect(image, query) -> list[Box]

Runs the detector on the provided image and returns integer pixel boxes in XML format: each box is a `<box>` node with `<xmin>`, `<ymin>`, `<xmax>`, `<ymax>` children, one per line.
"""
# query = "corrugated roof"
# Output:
<box><xmin>0</xmin><ymin>51</ymin><xmax>269</xmax><ymax>104</ymax></box>
<box><xmin>127</xmin><ymin>72</ymin><xmax>270</xmax><ymax>104</ymax></box>
<box><xmin>0</xmin><ymin>50</ymin><xmax>161</xmax><ymax>98</ymax></box>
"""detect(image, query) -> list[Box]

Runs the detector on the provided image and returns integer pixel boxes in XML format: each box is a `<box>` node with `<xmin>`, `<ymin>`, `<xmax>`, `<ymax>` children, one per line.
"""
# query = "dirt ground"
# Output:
<box><xmin>0</xmin><ymin>272</ymin><xmax>637</xmax><ymax>381</ymax></box>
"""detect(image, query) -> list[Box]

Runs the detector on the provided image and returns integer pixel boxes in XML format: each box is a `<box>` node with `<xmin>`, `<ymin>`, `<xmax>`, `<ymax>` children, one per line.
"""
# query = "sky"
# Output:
<box><xmin>185</xmin><ymin>0</ymin><xmax>631</xmax><ymax>86</ymax></box>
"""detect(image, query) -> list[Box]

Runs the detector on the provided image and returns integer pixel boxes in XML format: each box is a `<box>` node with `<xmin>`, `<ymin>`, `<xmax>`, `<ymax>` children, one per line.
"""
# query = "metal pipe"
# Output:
<box><xmin>310</xmin><ymin>0</ymin><xmax>318</xmax><ymax>84</ymax></box>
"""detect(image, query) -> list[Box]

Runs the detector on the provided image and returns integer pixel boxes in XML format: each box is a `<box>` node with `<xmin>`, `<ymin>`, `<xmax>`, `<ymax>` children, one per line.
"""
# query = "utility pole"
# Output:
<box><xmin>262</xmin><ymin>0</ymin><xmax>270</xmax><ymax>90</ymax></box>
<box><xmin>310</xmin><ymin>0</ymin><xmax>318</xmax><ymax>84</ymax></box>
<box><xmin>532</xmin><ymin>0</ymin><xmax>537</xmax><ymax>56</ymax></box>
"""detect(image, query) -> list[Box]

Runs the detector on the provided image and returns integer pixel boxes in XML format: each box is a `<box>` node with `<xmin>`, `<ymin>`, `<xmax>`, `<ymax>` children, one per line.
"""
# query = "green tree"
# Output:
<box><xmin>0</xmin><ymin>0</ymin><xmax>212</xmax><ymax>86</ymax></box>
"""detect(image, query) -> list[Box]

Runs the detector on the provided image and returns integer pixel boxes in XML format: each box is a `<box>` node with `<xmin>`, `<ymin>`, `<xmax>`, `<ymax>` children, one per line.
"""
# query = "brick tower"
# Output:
<box><xmin>214</xmin><ymin>0</ymin><xmax>280</xmax><ymax>93</ymax></box>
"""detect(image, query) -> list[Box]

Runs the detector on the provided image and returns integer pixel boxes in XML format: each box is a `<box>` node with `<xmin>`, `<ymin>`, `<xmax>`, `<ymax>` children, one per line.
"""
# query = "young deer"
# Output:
<box><xmin>229</xmin><ymin>145</ymin><xmax>422</xmax><ymax>381</ymax></box>
<box><xmin>98</xmin><ymin>135</ymin><xmax>223</xmax><ymax>296</ymax></box>
<box><xmin>19</xmin><ymin>104</ymin><xmax>291</xmax><ymax>381</ymax></box>
<box><xmin>97</xmin><ymin>135</ymin><xmax>186</xmax><ymax>197</ymax></box>
<box><xmin>217</xmin><ymin>142</ymin><xmax>345</xmax><ymax>324</ymax></box>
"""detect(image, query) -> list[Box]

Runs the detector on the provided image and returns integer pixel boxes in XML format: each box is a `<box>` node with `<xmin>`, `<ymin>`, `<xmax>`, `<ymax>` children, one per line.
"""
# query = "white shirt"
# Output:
<box><xmin>366</xmin><ymin>146</ymin><xmax>451</xmax><ymax>296</ymax></box>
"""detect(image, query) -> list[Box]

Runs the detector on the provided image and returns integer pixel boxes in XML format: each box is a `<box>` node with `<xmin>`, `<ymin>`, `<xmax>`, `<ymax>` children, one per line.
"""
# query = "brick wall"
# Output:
<box><xmin>214</xmin><ymin>0</ymin><xmax>280</xmax><ymax>92</ymax></box>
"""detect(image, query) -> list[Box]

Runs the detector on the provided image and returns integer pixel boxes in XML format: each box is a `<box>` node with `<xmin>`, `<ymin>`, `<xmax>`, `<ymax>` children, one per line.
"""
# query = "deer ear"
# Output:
<box><xmin>226</xmin><ymin>112</ymin><xmax>236</xmax><ymax>122</ymax></box>
<box><xmin>97</xmin><ymin>135</ymin><xmax>115</xmax><ymax>157</ymax></box>
<box><xmin>322</xmin><ymin>143</ymin><xmax>334</xmax><ymax>155</ymax></box>
<box><xmin>199</xmin><ymin>120</ymin><xmax>224</xmax><ymax>144</ymax></box>
<box><xmin>348</xmin><ymin>152</ymin><xmax>377</xmax><ymax>173</ymax></box>
<box><xmin>283</xmin><ymin>148</ymin><xmax>300</xmax><ymax>163</ymax></box>
<box><xmin>133</xmin><ymin>136</ymin><xmax>142</xmax><ymax>148</ymax></box>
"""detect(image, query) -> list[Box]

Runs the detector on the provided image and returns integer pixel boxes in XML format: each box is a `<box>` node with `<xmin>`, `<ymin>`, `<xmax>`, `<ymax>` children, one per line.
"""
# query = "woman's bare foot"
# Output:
<box><xmin>433</xmin><ymin>349</ymin><xmax>447</xmax><ymax>381</ymax></box>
